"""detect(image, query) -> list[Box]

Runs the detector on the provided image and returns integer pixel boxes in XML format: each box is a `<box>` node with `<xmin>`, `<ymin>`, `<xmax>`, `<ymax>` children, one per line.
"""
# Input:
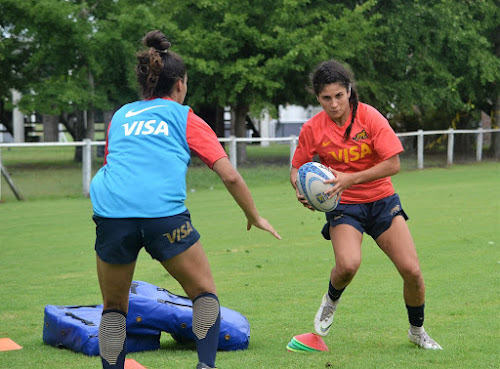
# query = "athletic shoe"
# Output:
<box><xmin>196</xmin><ymin>363</ymin><xmax>216</xmax><ymax>369</ymax></box>
<box><xmin>314</xmin><ymin>293</ymin><xmax>339</xmax><ymax>336</ymax></box>
<box><xmin>408</xmin><ymin>329</ymin><xmax>443</xmax><ymax>350</ymax></box>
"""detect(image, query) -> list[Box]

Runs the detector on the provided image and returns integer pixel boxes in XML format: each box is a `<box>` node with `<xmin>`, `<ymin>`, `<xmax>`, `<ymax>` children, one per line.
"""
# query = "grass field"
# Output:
<box><xmin>0</xmin><ymin>153</ymin><xmax>499</xmax><ymax>368</ymax></box>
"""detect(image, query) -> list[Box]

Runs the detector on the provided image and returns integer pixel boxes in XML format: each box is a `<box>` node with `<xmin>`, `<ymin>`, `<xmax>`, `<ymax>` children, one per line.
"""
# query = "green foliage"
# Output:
<box><xmin>92</xmin><ymin>2</ymin><xmax>167</xmax><ymax>108</ymax></box>
<box><xmin>2</xmin><ymin>0</ymin><xmax>164</xmax><ymax>115</ymax></box>
<box><xmin>0</xmin><ymin>0</ymin><xmax>36</xmax><ymax>97</ymax></box>
<box><xmin>0</xmin><ymin>0</ymin><xmax>498</xmax><ymax>134</ymax></box>
<box><xmin>17</xmin><ymin>0</ymin><xmax>93</xmax><ymax>114</ymax></box>
<box><xmin>168</xmin><ymin>0</ymin><xmax>380</xmax><ymax>111</ymax></box>
<box><xmin>363</xmin><ymin>0</ymin><xmax>500</xmax><ymax>129</ymax></box>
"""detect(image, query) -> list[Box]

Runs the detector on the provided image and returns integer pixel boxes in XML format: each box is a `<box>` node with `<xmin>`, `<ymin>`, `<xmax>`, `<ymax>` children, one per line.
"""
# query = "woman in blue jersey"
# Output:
<box><xmin>90</xmin><ymin>30</ymin><xmax>281</xmax><ymax>369</ymax></box>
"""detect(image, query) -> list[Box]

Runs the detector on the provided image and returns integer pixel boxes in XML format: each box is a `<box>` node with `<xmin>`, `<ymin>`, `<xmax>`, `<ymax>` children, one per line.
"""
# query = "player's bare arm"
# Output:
<box><xmin>213</xmin><ymin>157</ymin><xmax>281</xmax><ymax>239</ymax></box>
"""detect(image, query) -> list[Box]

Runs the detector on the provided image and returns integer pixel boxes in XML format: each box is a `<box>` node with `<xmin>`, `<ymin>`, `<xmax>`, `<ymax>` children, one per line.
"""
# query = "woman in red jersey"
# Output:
<box><xmin>290</xmin><ymin>60</ymin><xmax>442</xmax><ymax>350</ymax></box>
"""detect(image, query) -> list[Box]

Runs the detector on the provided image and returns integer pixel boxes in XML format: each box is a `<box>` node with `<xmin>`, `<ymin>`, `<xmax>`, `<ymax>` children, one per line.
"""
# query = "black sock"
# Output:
<box><xmin>328</xmin><ymin>280</ymin><xmax>345</xmax><ymax>302</ymax></box>
<box><xmin>193</xmin><ymin>293</ymin><xmax>220</xmax><ymax>368</ymax></box>
<box><xmin>406</xmin><ymin>303</ymin><xmax>425</xmax><ymax>327</ymax></box>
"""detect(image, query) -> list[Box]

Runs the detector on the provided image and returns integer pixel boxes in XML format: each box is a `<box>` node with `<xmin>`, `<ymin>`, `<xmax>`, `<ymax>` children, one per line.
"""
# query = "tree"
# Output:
<box><xmin>362</xmin><ymin>0</ymin><xmax>500</xmax><ymax>135</ymax></box>
<box><xmin>1</xmin><ymin>0</ymin><xmax>163</xmax><ymax>158</ymax></box>
<box><xmin>0</xmin><ymin>0</ymin><xmax>38</xmax><ymax>132</ymax></box>
<box><xmin>0</xmin><ymin>0</ymin><xmax>101</xmax><ymax>151</ymax></box>
<box><xmin>159</xmin><ymin>0</ymin><xmax>379</xmax><ymax>164</ymax></box>
<box><xmin>2</xmin><ymin>0</ymin><xmax>498</xmax><ymax>159</ymax></box>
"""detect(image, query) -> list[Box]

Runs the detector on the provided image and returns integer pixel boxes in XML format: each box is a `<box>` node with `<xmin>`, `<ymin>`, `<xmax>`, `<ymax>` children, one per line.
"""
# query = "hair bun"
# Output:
<box><xmin>143</xmin><ymin>30</ymin><xmax>171</xmax><ymax>52</ymax></box>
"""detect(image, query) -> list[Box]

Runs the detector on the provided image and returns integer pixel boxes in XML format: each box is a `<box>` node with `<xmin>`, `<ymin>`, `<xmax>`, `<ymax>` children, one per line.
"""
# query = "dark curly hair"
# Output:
<box><xmin>136</xmin><ymin>30</ymin><xmax>186</xmax><ymax>99</ymax></box>
<box><xmin>311</xmin><ymin>60</ymin><xmax>359</xmax><ymax>141</ymax></box>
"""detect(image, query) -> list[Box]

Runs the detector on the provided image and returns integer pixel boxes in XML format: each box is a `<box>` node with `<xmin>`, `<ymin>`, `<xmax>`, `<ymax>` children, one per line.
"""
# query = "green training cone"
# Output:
<box><xmin>286</xmin><ymin>343</ymin><xmax>303</xmax><ymax>352</ymax></box>
<box><xmin>290</xmin><ymin>337</ymin><xmax>319</xmax><ymax>351</ymax></box>
<box><xmin>287</xmin><ymin>338</ymin><xmax>317</xmax><ymax>352</ymax></box>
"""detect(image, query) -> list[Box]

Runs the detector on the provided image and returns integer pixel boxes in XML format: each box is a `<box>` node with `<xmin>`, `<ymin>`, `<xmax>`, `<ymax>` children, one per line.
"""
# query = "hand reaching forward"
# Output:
<box><xmin>247</xmin><ymin>216</ymin><xmax>282</xmax><ymax>240</ymax></box>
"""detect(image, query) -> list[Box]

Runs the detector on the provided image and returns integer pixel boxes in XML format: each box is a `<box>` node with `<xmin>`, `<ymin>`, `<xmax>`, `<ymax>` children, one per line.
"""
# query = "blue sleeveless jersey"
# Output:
<box><xmin>90</xmin><ymin>99</ymin><xmax>191</xmax><ymax>218</ymax></box>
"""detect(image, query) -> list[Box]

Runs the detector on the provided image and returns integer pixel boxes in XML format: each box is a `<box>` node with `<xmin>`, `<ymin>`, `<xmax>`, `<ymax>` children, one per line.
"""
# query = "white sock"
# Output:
<box><xmin>325</xmin><ymin>294</ymin><xmax>341</xmax><ymax>308</ymax></box>
<box><xmin>410</xmin><ymin>325</ymin><xmax>424</xmax><ymax>335</ymax></box>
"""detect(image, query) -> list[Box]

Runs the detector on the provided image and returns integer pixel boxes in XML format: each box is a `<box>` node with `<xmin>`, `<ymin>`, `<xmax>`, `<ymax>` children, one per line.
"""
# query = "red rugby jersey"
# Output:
<box><xmin>292</xmin><ymin>102</ymin><xmax>403</xmax><ymax>203</ymax></box>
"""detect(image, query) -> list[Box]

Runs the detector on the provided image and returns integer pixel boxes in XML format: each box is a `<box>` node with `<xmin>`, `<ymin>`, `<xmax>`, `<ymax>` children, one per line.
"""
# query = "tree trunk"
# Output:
<box><xmin>95</xmin><ymin>109</ymin><xmax>114</xmax><ymax>160</ymax></box>
<box><xmin>492</xmin><ymin>25</ymin><xmax>500</xmax><ymax>158</ymax></box>
<box><xmin>42</xmin><ymin>114</ymin><xmax>59</xmax><ymax>142</ymax></box>
<box><xmin>77</xmin><ymin>69</ymin><xmax>97</xmax><ymax>161</ymax></box>
<box><xmin>215</xmin><ymin>106</ymin><xmax>225</xmax><ymax>138</ymax></box>
<box><xmin>103</xmin><ymin>110</ymin><xmax>114</xmax><ymax>138</ymax></box>
<box><xmin>196</xmin><ymin>105</ymin><xmax>225</xmax><ymax>137</ymax></box>
<box><xmin>86</xmin><ymin>70</ymin><xmax>96</xmax><ymax>141</ymax></box>
<box><xmin>87</xmin><ymin>108</ymin><xmax>95</xmax><ymax>141</ymax></box>
<box><xmin>73</xmin><ymin>111</ymin><xmax>85</xmax><ymax>162</ymax></box>
<box><xmin>73</xmin><ymin>107</ymin><xmax>96</xmax><ymax>162</ymax></box>
<box><xmin>0</xmin><ymin>100</ymin><xmax>12</xmax><ymax>134</ymax></box>
<box><xmin>231</xmin><ymin>104</ymin><xmax>249</xmax><ymax>165</ymax></box>
<box><xmin>492</xmin><ymin>95</ymin><xmax>500</xmax><ymax>158</ymax></box>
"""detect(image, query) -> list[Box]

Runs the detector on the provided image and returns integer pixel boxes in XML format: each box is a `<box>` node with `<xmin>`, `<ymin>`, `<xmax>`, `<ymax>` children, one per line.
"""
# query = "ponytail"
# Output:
<box><xmin>136</xmin><ymin>30</ymin><xmax>186</xmax><ymax>99</ymax></box>
<box><xmin>344</xmin><ymin>89</ymin><xmax>359</xmax><ymax>141</ymax></box>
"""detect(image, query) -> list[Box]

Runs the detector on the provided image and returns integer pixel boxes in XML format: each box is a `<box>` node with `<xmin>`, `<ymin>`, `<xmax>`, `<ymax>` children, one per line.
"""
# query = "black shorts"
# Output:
<box><xmin>321</xmin><ymin>193</ymin><xmax>409</xmax><ymax>240</ymax></box>
<box><xmin>93</xmin><ymin>210</ymin><xmax>200</xmax><ymax>264</ymax></box>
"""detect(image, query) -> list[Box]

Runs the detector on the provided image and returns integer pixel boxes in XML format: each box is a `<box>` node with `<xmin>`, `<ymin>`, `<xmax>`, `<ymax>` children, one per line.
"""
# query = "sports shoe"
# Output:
<box><xmin>314</xmin><ymin>293</ymin><xmax>339</xmax><ymax>336</ymax></box>
<box><xmin>408</xmin><ymin>329</ymin><xmax>443</xmax><ymax>350</ymax></box>
<box><xmin>196</xmin><ymin>363</ymin><xmax>216</xmax><ymax>369</ymax></box>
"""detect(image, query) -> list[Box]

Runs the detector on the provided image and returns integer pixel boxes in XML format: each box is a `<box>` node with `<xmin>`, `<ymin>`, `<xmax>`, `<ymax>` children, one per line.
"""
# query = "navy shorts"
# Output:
<box><xmin>93</xmin><ymin>210</ymin><xmax>201</xmax><ymax>264</ymax></box>
<box><xmin>321</xmin><ymin>193</ymin><xmax>409</xmax><ymax>241</ymax></box>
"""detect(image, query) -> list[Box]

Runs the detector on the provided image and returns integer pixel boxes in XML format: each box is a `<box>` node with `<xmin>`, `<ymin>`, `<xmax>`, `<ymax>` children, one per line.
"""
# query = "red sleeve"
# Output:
<box><xmin>366</xmin><ymin>106</ymin><xmax>404</xmax><ymax>160</ymax></box>
<box><xmin>291</xmin><ymin>122</ymin><xmax>317</xmax><ymax>168</ymax></box>
<box><xmin>186</xmin><ymin>110</ymin><xmax>228</xmax><ymax>168</ymax></box>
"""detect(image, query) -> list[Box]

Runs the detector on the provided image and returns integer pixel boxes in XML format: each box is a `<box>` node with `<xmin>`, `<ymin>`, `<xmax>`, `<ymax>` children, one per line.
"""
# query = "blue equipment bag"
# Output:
<box><xmin>127</xmin><ymin>280</ymin><xmax>250</xmax><ymax>351</ymax></box>
<box><xmin>43</xmin><ymin>304</ymin><xmax>161</xmax><ymax>356</ymax></box>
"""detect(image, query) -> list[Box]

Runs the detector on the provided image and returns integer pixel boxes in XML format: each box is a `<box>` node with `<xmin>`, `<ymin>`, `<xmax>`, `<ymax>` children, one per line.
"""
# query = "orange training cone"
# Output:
<box><xmin>125</xmin><ymin>359</ymin><xmax>147</xmax><ymax>369</ymax></box>
<box><xmin>0</xmin><ymin>338</ymin><xmax>22</xmax><ymax>352</ymax></box>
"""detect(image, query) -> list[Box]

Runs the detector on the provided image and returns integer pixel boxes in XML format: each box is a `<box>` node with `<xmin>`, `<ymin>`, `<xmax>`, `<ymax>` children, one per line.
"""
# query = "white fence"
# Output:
<box><xmin>0</xmin><ymin>128</ymin><xmax>499</xmax><ymax>198</ymax></box>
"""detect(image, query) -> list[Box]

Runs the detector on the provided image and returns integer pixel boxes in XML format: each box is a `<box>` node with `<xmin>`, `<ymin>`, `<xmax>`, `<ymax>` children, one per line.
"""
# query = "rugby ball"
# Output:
<box><xmin>296</xmin><ymin>162</ymin><xmax>340</xmax><ymax>212</ymax></box>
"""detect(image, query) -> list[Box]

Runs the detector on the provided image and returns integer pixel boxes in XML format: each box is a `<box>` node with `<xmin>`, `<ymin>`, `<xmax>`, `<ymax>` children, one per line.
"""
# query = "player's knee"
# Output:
<box><xmin>337</xmin><ymin>262</ymin><xmax>360</xmax><ymax>281</ymax></box>
<box><xmin>185</xmin><ymin>285</ymin><xmax>217</xmax><ymax>301</ymax></box>
<box><xmin>402</xmin><ymin>265</ymin><xmax>424</xmax><ymax>286</ymax></box>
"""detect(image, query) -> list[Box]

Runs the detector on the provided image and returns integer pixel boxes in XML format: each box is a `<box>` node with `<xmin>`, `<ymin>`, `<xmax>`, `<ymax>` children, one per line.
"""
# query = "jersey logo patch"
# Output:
<box><xmin>125</xmin><ymin>105</ymin><xmax>165</xmax><ymax>117</ymax></box>
<box><xmin>122</xmin><ymin>120</ymin><xmax>169</xmax><ymax>136</ymax></box>
<box><xmin>328</xmin><ymin>143</ymin><xmax>372</xmax><ymax>163</ymax></box>
<box><xmin>352</xmin><ymin>129</ymin><xmax>368</xmax><ymax>142</ymax></box>
<box><xmin>390</xmin><ymin>205</ymin><xmax>401</xmax><ymax>216</ymax></box>
<box><xmin>322</xmin><ymin>140</ymin><xmax>332</xmax><ymax>147</ymax></box>
<box><xmin>164</xmin><ymin>221</ymin><xmax>194</xmax><ymax>243</ymax></box>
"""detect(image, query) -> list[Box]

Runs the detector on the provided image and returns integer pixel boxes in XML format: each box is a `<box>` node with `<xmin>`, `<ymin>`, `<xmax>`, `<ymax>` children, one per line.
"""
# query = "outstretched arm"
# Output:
<box><xmin>212</xmin><ymin>157</ymin><xmax>281</xmax><ymax>240</ymax></box>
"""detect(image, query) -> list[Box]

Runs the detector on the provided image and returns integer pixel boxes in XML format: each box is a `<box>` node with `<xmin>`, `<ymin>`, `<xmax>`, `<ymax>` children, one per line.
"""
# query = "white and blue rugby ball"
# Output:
<box><xmin>296</xmin><ymin>162</ymin><xmax>340</xmax><ymax>212</ymax></box>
